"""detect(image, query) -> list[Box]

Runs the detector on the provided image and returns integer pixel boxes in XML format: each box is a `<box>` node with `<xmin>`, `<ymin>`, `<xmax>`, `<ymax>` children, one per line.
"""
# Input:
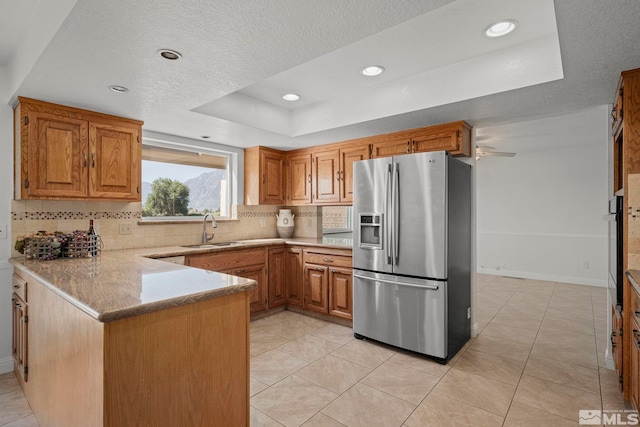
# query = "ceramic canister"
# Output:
<box><xmin>276</xmin><ymin>209</ymin><xmax>294</xmax><ymax>238</ymax></box>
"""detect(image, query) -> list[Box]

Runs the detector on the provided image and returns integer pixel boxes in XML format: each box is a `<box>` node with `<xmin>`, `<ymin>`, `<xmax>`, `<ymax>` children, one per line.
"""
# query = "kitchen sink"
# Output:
<box><xmin>181</xmin><ymin>242</ymin><xmax>243</xmax><ymax>248</ymax></box>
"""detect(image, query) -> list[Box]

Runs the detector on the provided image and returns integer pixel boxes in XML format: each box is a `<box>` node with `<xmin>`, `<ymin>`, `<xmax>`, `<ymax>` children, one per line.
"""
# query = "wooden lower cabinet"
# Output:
<box><xmin>329</xmin><ymin>267</ymin><xmax>353</xmax><ymax>320</ymax></box>
<box><xmin>268</xmin><ymin>247</ymin><xmax>287</xmax><ymax>309</ymax></box>
<box><xmin>304</xmin><ymin>264</ymin><xmax>329</xmax><ymax>313</ymax></box>
<box><xmin>225</xmin><ymin>264</ymin><xmax>268</xmax><ymax>313</ymax></box>
<box><xmin>186</xmin><ymin>248</ymin><xmax>267</xmax><ymax>314</ymax></box>
<box><xmin>302</xmin><ymin>248</ymin><xmax>352</xmax><ymax>319</ymax></box>
<box><xmin>186</xmin><ymin>245</ymin><xmax>352</xmax><ymax>320</ymax></box>
<box><xmin>15</xmin><ymin>267</ymin><xmax>250</xmax><ymax>427</ymax></box>
<box><xmin>285</xmin><ymin>247</ymin><xmax>304</xmax><ymax>307</ymax></box>
<box><xmin>12</xmin><ymin>293</ymin><xmax>28</xmax><ymax>383</ymax></box>
<box><xmin>631</xmin><ymin>314</ymin><xmax>640</xmax><ymax>410</ymax></box>
<box><xmin>12</xmin><ymin>272</ymin><xmax>28</xmax><ymax>384</ymax></box>
<box><xmin>613</xmin><ymin>304</ymin><xmax>624</xmax><ymax>391</ymax></box>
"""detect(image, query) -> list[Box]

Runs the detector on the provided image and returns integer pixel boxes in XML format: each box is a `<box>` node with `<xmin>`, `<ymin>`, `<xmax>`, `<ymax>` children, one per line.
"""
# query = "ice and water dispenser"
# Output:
<box><xmin>358</xmin><ymin>214</ymin><xmax>383</xmax><ymax>249</ymax></box>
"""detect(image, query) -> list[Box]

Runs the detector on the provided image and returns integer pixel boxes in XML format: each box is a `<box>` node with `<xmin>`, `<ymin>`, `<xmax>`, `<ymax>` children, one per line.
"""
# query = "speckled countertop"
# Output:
<box><xmin>627</xmin><ymin>270</ymin><xmax>640</xmax><ymax>295</ymax></box>
<box><xmin>10</xmin><ymin>237</ymin><xmax>353</xmax><ymax>323</ymax></box>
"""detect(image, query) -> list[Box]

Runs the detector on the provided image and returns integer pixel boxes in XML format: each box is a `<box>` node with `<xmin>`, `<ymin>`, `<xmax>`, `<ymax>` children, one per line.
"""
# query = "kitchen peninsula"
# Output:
<box><xmin>10</xmin><ymin>237</ymin><xmax>353</xmax><ymax>427</ymax></box>
<box><xmin>11</xmin><ymin>249</ymin><xmax>258</xmax><ymax>427</ymax></box>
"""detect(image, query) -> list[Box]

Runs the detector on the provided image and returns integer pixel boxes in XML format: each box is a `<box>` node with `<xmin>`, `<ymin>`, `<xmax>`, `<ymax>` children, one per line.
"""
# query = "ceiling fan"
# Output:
<box><xmin>476</xmin><ymin>145</ymin><xmax>516</xmax><ymax>160</ymax></box>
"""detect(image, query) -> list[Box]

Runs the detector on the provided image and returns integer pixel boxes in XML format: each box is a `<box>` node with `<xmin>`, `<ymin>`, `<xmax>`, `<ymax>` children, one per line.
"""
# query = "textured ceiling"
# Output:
<box><xmin>5</xmin><ymin>0</ymin><xmax>640</xmax><ymax>151</ymax></box>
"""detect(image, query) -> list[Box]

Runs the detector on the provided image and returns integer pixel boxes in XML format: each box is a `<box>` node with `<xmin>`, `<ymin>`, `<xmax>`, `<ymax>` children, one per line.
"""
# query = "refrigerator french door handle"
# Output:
<box><xmin>393</xmin><ymin>162</ymin><xmax>400</xmax><ymax>265</ymax></box>
<box><xmin>353</xmin><ymin>273</ymin><xmax>439</xmax><ymax>290</ymax></box>
<box><xmin>386</xmin><ymin>163</ymin><xmax>393</xmax><ymax>264</ymax></box>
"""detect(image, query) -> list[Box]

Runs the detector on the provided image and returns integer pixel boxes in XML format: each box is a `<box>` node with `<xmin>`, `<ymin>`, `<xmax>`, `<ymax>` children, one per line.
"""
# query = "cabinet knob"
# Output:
<box><xmin>13</xmin><ymin>284</ymin><xmax>20</xmax><ymax>289</ymax></box>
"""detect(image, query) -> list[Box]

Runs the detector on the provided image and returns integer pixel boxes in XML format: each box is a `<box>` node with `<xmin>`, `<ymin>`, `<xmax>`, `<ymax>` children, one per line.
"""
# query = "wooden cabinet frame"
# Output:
<box><xmin>14</xmin><ymin>97</ymin><xmax>142</xmax><ymax>201</ymax></box>
<box><xmin>186</xmin><ymin>248</ymin><xmax>268</xmax><ymax>314</ymax></box>
<box><xmin>244</xmin><ymin>147</ymin><xmax>285</xmax><ymax>205</ymax></box>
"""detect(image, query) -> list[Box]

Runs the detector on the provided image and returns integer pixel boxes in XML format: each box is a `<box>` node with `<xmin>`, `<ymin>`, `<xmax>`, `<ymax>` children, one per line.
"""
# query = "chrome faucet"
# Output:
<box><xmin>202</xmin><ymin>213</ymin><xmax>217</xmax><ymax>243</ymax></box>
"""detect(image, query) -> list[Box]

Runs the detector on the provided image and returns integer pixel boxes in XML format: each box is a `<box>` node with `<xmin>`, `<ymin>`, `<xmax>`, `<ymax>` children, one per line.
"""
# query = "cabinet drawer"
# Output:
<box><xmin>187</xmin><ymin>248</ymin><xmax>266</xmax><ymax>271</ymax></box>
<box><xmin>304</xmin><ymin>251</ymin><xmax>352</xmax><ymax>268</ymax></box>
<box><xmin>12</xmin><ymin>273</ymin><xmax>27</xmax><ymax>302</ymax></box>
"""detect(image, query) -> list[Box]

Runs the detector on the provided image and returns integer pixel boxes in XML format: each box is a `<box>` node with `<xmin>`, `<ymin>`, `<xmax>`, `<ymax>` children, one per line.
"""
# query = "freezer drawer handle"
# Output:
<box><xmin>353</xmin><ymin>273</ymin><xmax>439</xmax><ymax>290</ymax></box>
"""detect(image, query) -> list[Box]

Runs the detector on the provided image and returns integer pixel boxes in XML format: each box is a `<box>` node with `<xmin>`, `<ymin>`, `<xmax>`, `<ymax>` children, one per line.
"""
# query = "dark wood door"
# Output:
<box><xmin>260</xmin><ymin>150</ymin><xmax>285</xmax><ymax>204</ymax></box>
<box><xmin>304</xmin><ymin>264</ymin><xmax>328</xmax><ymax>314</ymax></box>
<box><xmin>339</xmin><ymin>146</ymin><xmax>369</xmax><ymax>203</ymax></box>
<box><xmin>312</xmin><ymin>150</ymin><xmax>340</xmax><ymax>203</ymax></box>
<box><xmin>27</xmin><ymin>111</ymin><xmax>88</xmax><ymax>198</ymax></box>
<box><xmin>287</xmin><ymin>154</ymin><xmax>312</xmax><ymax>204</ymax></box>
<box><xmin>89</xmin><ymin>122</ymin><xmax>140</xmax><ymax>200</ymax></box>
<box><xmin>285</xmin><ymin>248</ymin><xmax>304</xmax><ymax>307</ymax></box>
<box><xmin>268</xmin><ymin>247</ymin><xmax>287</xmax><ymax>309</ymax></box>
<box><xmin>329</xmin><ymin>267</ymin><xmax>352</xmax><ymax>320</ymax></box>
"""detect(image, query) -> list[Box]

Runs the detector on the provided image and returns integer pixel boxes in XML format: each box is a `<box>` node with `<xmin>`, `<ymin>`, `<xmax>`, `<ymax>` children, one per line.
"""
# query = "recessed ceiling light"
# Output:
<box><xmin>157</xmin><ymin>49</ymin><xmax>182</xmax><ymax>60</ymax></box>
<box><xmin>484</xmin><ymin>20</ymin><xmax>518</xmax><ymax>37</ymax></box>
<box><xmin>108</xmin><ymin>85</ymin><xmax>129</xmax><ymax>93</ymax></box>
<box><xmin>361</xmin><ymin>65</ymin><xmax>385</xmax><ymax>77</ymax></box>
<box><xmin>283</xmin><ymin>93</ymin><xmax>300</xmax><ymax>101</ymax></box>
<box><xmin>201</xmin><ymin>135</ymin><xmax>210</xmax><ymax>139</ymax></box>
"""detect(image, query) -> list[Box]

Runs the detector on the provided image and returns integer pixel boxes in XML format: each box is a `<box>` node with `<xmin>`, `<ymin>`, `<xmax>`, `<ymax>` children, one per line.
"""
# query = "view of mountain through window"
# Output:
<box><xmin>141</xmin><ymin>159</ymin><xmax>228</xmax><ymax>218</ymax></box>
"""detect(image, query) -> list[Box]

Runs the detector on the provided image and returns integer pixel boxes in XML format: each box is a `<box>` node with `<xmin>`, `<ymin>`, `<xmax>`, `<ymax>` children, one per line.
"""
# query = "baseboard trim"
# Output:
<box><xmin>0</xmin><ymin>356</ymin><xmax>13</xmax><ymax>375</ymax></box>
<box><xmin>604</xmin><ymin>349</ymin><xmax>615</xmax><ymax>371</ymax></box>
<box><xmin>470</xmin><ymin>321</ymin><xmax>478</xmax><ymax>338</ymax></box>
<box><xmin>476</xmin><ymin>268</ymin><xmax>607</xmax><ymax>287</ymax></box>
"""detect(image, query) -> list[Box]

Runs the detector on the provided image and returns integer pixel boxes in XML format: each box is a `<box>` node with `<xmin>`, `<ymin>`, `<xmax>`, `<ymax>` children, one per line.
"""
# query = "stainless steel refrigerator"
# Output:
<box><xmin>352</xmin><ymin>150</ymin><xmax>471</xmax><ymax>362</ymax></box>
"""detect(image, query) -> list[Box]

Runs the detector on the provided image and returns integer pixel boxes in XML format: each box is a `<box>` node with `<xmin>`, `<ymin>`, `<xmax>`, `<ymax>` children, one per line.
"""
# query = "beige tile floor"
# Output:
<box><xmin>0</xmin><ymin>274</ymin><xmax>634</xmax><ymax>426</ymax></box>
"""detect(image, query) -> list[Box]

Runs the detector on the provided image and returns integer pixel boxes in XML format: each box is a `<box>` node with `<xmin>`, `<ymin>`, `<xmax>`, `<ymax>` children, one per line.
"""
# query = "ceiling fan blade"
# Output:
<box><xmin>476</xmin><ymin>151</ymin><xmax>516</xmax><ymax>157</ymax></box>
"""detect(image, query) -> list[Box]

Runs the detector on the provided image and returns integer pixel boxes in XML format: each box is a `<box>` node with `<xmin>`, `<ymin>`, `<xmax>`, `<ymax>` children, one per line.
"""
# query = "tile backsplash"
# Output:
<box><xmin>11</xmin><ymin>200</ymin><xmax>321</xmax><ymax>257</ymax></box>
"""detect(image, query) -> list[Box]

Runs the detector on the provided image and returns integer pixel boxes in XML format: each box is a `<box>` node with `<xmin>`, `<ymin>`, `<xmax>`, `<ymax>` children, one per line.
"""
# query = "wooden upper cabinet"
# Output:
<box><xmin>244</xmin><ymin>146</ymin><xmax>285</xmax><ymax>205</ymax></box>
<box><xmin>411</xmin><ymin>121</ymin><xmax>471</xmax><ymax>157</ymax></box>
<box><xmin>286</xmin><ymin>153</ymin><xmax>312</xmax><ymax>205</ymax></box>
<box><xmin>371</xmin><ymin>136</ymin><xmax>412</xmax><ymax>158</ymax></box>
<box><xmin>370</xmin><ymin>121</ymin><xmax>472</xmax><ymax>158</ymax></box>
<box><xmin>312</xmin><ymin>149</ymin><xmax>340</xmax><ymax>204</ymax></box>
<box><xmin>26</xmin><ymin>111</ymin><xmax>89</xmax><ymax>198</ymax></box>
<box><xmin>89</xmin><ymin>122</ymin><xmax>140</xmax><ymax>200</ymax></box>
<box><xmin>339</xmin><ymin>145</ymin><xmax>369</xmax><ymax>204</ymax></box>
<box><xmin>244</xmin><ymin>121</ymin><xmax>471</xmax><ymax>206</ymax></box>
<box><xmin>14</xmin><ymin>97</ymin><xmax>143</xmax><ymax>201</ymax></box>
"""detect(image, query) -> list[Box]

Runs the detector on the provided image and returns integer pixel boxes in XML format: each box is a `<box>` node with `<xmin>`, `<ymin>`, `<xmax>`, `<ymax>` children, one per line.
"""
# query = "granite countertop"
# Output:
<box><xmin>627</xmin><ymin>270</ymin><xmax>640</xmax><ymax>295</ymax></box>
<box><xmin>10</xmin><ymin>237</ymin><xmax>353</xmax><ymax>323</ymax></box>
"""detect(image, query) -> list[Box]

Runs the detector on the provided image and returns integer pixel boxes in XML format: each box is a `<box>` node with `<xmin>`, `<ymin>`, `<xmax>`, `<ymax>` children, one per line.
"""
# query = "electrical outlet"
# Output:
<box><xmin>0</xmin><ymin>224</ymin><xmax>6</xmax><ymax>239</ymax></box>
<box><xmin>119</xmin><ymin>223</ymin><xmax>132</xmax><ymax>235</ymax></box>
<box><xmin>260</xmin><ymin>218</ymin><xmax>266</xmax><ymax>228</ymax></box>
<box><xmin>582</xmin><ymin>260</ymin><xmax>590</xmax><ymax>270</ymax></box>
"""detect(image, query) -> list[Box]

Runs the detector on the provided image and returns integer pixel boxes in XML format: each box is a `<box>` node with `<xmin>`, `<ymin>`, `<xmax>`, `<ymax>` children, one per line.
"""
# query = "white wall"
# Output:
<box><xmin>0</xmin><ymin>67</ymin><xmax>15</xmax><ymax>373</ymax></box>
<box><xmin>476</xmin><ymin>106</ymin><xmax>609</xmax><ymax>286</ymax></box>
